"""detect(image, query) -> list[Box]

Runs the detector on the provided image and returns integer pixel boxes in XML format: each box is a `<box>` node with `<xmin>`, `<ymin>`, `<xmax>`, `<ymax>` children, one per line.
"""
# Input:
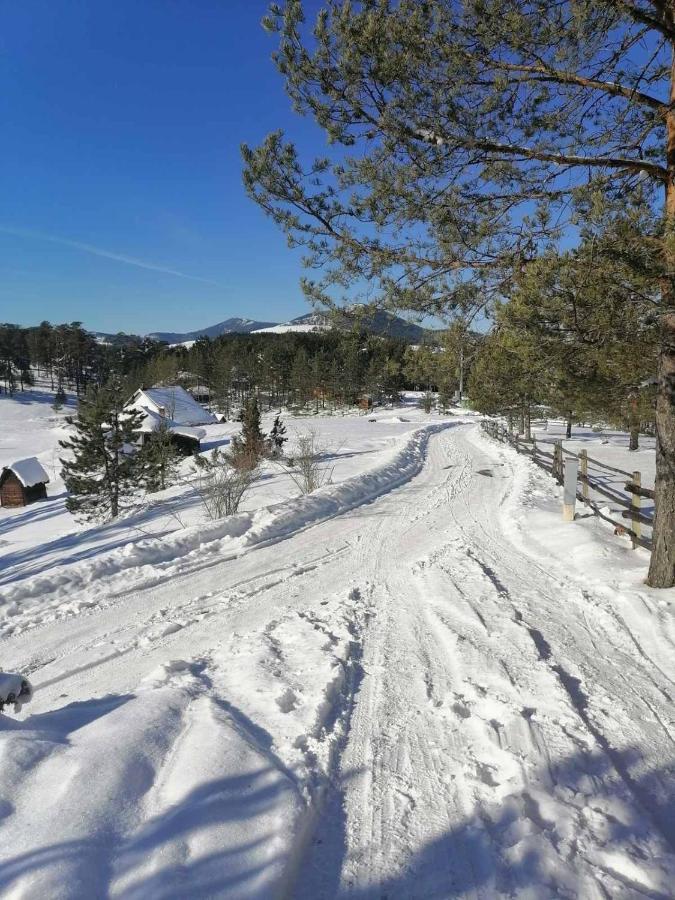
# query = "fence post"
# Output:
<box><xmin>631</xmin><ymin>470</ymin><xmax>642</xmax><ymax>549</ymax></box>
<box><xmin>553</xmin><ymin>440</ymin><xmax>563</xmax><ymax>483</ymax></box>
<box><xmin>563</xmin><ymin>457</ymin><xmax>579</xmax><ymax>522</ymax></box>
<box><xmin>579</xmin><ymin>450</ymin><xmax>588</xmax><ymax>504</ymax></box>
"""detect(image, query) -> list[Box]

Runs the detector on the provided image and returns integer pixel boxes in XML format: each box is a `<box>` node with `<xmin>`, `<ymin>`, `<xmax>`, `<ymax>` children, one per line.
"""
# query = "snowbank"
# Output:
<box><xmin>1</xmin><ymin>422</ymin><xmax>450</xmax><ymax>621</ymax></box>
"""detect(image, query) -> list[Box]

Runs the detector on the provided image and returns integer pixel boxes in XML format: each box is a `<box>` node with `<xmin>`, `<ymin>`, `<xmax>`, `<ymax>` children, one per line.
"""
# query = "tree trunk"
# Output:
<box><xmin>648</xmin><ymin>16</ymin><xmax>675</xmax><ymax>587</ymax></box>
<box><xmin>648</xmin><ymin>311</ymin><xmax>675</xmax><ymax>586</ymax></box>
<box><xmin>566</xmin><ymin>412</ymin><xmax>572</xmax><ymax>440</ymax></box>
<box><xmin>519</xmin><ymin>406</ymin><xmax>525</xmax><ymax>435</ymax></box>
<box><xmin>629</xmin><ymin>425</ymin><xmax>640</xmax><ymax>452</ymax></box>
<box><xmin>525</xmin><ymin>403</ymin><xmax>531</xmax><ymax>441</ymax></box>
<box><xmin>628</xmin><ymin>393</ymin><xmax>640</xmax><ymax>451</ymax></box>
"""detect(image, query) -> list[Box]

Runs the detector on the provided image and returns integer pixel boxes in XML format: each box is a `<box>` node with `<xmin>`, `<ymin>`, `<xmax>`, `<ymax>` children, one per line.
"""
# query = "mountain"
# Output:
<box><xmin>147</xmin><ymin>318</ymin><xmax>277</xmax><ymax>343</ymax></box>
<box><xmin>254</xmin><ymin>309</ymin><xmax>432</xmax><ymax>342</ymax></box>
<box><xmin>91</xmin><ymin>309</ymin><xmax>437</xmax><ymax>346</ymax></box>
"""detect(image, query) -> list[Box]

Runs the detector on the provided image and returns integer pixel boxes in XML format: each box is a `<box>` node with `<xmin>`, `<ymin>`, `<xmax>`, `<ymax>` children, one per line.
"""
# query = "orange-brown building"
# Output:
<box><xmin>0</xmin><ymin>457</ymin><xmax>49</xmax><ymax>508</ymax></box>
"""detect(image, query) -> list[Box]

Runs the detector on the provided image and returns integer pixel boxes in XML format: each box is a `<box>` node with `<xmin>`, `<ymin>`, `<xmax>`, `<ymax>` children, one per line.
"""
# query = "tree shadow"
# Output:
<box><xmin>0</xmin><ymin>388</ymin><xmax>74</xmax><ymax>408</ymax></box>
<box><xmin>299</xmin><ymin>746</ymin><xmax>675</xmax><ymax>900</ymax></box>
<box><xmin>0</xmin><ymin>489</ymin><xmax>200</xmax><ymax>584</ymax></box>
<box><xmin>1</xmin><ymin>693</ymin><xmax>134</xmax><ymax>737</ymax></box>
<box><xmin>0</xmin><ymin>690</ymin><xmax>673</xmax><ymax>899</ymax></box>
<box><xmin>0</xmin><ymin>494</ymin><xmax>67</xmax><ymax>538</ymax></box>
<box><xmin>200</xmin><ymin>435</ymin><xmax>232</xmax><ymax>453</ymax></box>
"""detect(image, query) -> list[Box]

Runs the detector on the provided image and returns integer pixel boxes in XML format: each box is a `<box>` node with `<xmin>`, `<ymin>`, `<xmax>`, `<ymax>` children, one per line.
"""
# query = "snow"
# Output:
<box><xmin>2</xmin><ymin>456</ymin><xmax>50</xmax><ymax>487</ymax></box>
<box><xmin>251</xmin><ymin>323</ymin><xmax>330</xmax><ymax>334</ymax></box>
<box><xmin>1</xmin><ymin>386</ymin><xmax>674</xmax><ymax>898</ymax></box>
<box><xmin>127</xmin><ymin>386</ymin><xmax>217</xmax><ymax>426</ymax></box>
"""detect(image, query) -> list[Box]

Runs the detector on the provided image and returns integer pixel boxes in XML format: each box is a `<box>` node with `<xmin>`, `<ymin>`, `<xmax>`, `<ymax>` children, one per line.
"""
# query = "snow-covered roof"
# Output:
<box><xmin>2</xmin><ymin>457</ymin><xmax>50</xmax><ymax>487</ymax></box>
<box><xmin>136</xmin><ymin>407</ymin><xmax>206</xmax><ymax>441</ymax></box>
<box><xmin>128</xmin><ymin>386</ymin><xmax>216</xmax><ymax>426</ymax></box>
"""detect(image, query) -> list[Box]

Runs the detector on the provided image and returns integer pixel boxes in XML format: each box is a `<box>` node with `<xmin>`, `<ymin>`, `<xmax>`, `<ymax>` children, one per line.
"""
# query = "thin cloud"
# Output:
<box><xmin>0</xmin><ymin>224</ymin><xmax>221</xmax><ymax>286</ymax></box>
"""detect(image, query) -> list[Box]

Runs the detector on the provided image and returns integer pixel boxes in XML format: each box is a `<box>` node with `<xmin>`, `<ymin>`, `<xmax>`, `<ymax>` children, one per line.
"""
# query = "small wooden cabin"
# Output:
<box><xmin>0</xmin><ymin>458</ymin><xmax>50</xmax><ymax>508</ymax></box>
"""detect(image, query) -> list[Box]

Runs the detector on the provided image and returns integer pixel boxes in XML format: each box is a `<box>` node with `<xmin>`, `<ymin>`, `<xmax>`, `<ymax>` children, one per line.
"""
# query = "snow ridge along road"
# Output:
<box><xmin>1</xmin><ymin>421</ymin><xmax>674</xmax><ymax>899</ymax></box>
<box><xmin>0</xmin><ymin>422</ymin><xmax>448</xmax><ymax>636</ymax></box>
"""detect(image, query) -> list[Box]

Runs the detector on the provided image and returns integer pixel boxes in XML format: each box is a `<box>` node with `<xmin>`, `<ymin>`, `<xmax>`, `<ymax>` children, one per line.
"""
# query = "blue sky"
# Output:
<box><xmin>0</xmin><ymin>1</ymin><xmax>325</xmax><ymax>333</ymax></box>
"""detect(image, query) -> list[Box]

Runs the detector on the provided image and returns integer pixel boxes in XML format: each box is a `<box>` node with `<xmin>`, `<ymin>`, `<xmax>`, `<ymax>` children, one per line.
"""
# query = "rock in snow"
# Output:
<box><xmin>0</xmin><ymin>672</ymin><xmax>33</xmax><ymax>712</ymax></box>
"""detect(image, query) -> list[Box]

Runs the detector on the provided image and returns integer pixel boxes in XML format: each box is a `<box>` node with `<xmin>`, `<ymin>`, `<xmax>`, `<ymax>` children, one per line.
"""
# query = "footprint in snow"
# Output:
<box><xmin>452</xmin><ymin>700</ymin><xmax>472</xmax><ymax>719</ymax></box>
<box><xmin>276</xmin><ymin>687</ymin><xmax>300</xmax><ymax>714</ymax></box>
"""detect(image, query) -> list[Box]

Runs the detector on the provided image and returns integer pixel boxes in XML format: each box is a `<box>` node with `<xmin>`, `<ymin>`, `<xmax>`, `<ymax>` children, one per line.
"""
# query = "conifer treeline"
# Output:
<box><xmin>0</xmin><ymin>321</ymin><xmax>161</xmax><ymax>396</ymax></box>
<box><xmin>0</xmin><ymin>321</ymin><xmax>476</xmax><ymax>410</ymax></box>
<box><xmin>468</xmin><ymin>227</ymin><xmax>660</xmax><ymax>444</ymax></box>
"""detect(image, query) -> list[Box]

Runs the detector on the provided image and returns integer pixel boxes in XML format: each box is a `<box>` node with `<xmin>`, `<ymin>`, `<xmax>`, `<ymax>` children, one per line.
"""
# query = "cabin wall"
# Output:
<box><xmin>0</xmin><ymin>473</ymin><xmax>48</xmax><ymax>508</ymax></box>
<box><xmin>0</xmin><ymin>474</ymin><xmax>26</xmax><ymax>507</ymax></box>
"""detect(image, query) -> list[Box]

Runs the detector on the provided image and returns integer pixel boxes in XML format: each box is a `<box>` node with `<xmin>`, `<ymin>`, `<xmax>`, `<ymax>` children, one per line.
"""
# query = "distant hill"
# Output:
<box><xmin>147</xmin><ymin>318</ymin><xmax>277</xmax><ymax>343</ymax></box>
<box><xmin>297</xmin><ymin>309</ymin><xmax>431</xmax><ymax>342</ymax></box>
<box><xmin>254</xmin><ymin>309</ymin><xmax>433</xmax><ymax>342</ymax></box>
<box><xmin>91</xmin><ymin>309</ymin><xmax>438</xmax><ymax>346</ymax></box>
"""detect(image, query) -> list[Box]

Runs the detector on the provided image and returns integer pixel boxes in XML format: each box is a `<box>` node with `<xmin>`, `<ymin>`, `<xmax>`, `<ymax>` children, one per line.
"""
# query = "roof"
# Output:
<box><xmin>128</xmin><ymin>386</ymin><xmax>216</xmax><ymax>426</ymax></box>
<box><xmin>2</xmin><ymin>457</ymin><xmax>50</xmax><ymax>487</ymax></box>
<box><xmin>136</xmin><ymin>407</ymin><xmax>206</xmax><ymax>441</ymax></box>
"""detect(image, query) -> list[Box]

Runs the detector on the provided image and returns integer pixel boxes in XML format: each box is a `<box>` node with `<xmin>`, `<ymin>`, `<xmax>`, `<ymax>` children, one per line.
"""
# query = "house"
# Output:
<box><xmin>136</xmin><ymin>407</ymin><xmax>207</xmax><ymax>456</ymax></box>
<box><xmin>0</xmin><ymin>457</ymin><xmax>50</xmax><ymax>508</ymax></box>
<box><xmin>187</xmin><ymin>384</ymin><xmax>211</xmax><ymax>403</ymax></box>
<box><xmin>127</xmin><ymin>386</ymin><xmax>217</xmax><ymax>426</ymax></box>
<box><xmin>125</xmin><ymin>386</ymin><xmax>217</xmax><ymax>455</ymax></box>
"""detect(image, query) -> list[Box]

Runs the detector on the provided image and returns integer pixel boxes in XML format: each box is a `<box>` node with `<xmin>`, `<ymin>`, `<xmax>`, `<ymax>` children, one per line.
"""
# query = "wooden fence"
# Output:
<box><xmin>481</xmin><ymin>419</ymin><xmax>655</xmax><ymax>551</ymax></box>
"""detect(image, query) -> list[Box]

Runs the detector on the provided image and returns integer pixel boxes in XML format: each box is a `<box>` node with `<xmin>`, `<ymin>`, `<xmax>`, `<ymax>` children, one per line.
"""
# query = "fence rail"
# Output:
<box><xmin>481</xmin><ymin>419</ymin><xmax>654</xmax><ymax>551</ymax></box>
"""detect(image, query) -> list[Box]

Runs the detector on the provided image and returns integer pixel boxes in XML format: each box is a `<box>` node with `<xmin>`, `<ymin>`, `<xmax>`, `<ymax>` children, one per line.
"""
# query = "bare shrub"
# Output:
<box><xmin>193</xmin><ymin>448</ymin><xmax>257</xmax><ymax>519</ymax></box>
<box><xmin>284</xmin><ymin>430</ymin><xmax>334</xmax><ymax>495</ymax></box>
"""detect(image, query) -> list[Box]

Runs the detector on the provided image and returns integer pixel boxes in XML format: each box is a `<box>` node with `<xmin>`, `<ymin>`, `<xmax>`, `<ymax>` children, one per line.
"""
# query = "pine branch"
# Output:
<box><xmin>491</xmin><ymin>61</ymin><xmax>666</xmax><ymax>111</ymax></box>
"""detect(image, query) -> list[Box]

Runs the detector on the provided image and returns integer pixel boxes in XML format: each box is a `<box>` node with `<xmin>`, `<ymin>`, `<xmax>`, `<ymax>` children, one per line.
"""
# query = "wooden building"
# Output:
<box><xmin>0</xmin><ymin>458</ymin><xmax>50</xmax><ymax>508</ymax></box>
<box><xmin>125</xmin><ymin>385</ymin><xmax>215</xmax><ymax>455</ymax></box>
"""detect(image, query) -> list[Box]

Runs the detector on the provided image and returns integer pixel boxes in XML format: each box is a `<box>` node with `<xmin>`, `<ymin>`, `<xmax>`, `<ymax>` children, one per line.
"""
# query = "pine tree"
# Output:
<box><xmin>52</xmin><ymin>387</ymin><xmax>67</xmax><ymax>411</ymax></box>
<box><xmin>59</xmin><ymin>376</ymin><xmax>145</xmax><ymax>522</ymax></box>
<box><xmin>231</xmin><ymin>396</ymin><xmax>267</xmax><ymax>469</ymax></box>
<box><xmin>139</xmin><ymin>419</ymin><xmax>182</xmax><ymax>493</ymax></box>
<box><xmin>269</xmin><ymin>414</ymin><xmax>288</xmax><ymax>457</ymax></box>
<box><xmin>243</xmin><ymin>1</ymin><xmax>675</xmax><ymax>585</ymax></box>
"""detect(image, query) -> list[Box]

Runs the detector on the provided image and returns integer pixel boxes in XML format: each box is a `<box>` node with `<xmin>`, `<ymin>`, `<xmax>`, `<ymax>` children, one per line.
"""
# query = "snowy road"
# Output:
<box><xmin>1</xmin><ymin>423</ymin><xmax>674</xmax><ymax>898</ymax></box>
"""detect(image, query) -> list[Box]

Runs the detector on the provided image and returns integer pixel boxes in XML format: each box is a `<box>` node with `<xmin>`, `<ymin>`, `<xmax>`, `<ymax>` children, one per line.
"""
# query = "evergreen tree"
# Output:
<box><xmin>231</xmin><ymin>396</ymin><xmax>267</xmax><ymax>468</ymax></box>
<box><xmin>243</xmin><ymin>0</ymin><xmax>675</xmax><ymax>585</ymax></box>
<box><xmin>139</xmin><ymin>419</ymin><xmax>182</xmax><ymax>493</ymax></box>
<box><xmin>59</xmin><ymin>377</ymin><xmax>145</xmax><ymax>522</ymax></box>
<box><xmin>52</xmin><ymin>387</ymin><xmax>67</xmax><ymax>411</ymax></box>
<box><xmin>269</xmin><ymin>414</ymin><xmax>288</xmax><ymax>456</ymax></box>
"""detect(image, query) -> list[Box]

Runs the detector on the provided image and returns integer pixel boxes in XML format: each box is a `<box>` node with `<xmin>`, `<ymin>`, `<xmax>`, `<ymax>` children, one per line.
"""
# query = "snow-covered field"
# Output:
<box><xmin>1</xmin><ymin>388</ymin><xmax>674</xmax><ymax>899</ymax></box>
<box><xmin>0</xmin><ymin>387</ymin><xmax>445</xmax><ymax>604</ymax></box>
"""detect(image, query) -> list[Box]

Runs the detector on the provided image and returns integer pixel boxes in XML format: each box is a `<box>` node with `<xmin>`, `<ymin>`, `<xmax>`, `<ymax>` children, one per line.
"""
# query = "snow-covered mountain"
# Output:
<box><xmin>92</xmin><ymin>309</ymin><xmax>435</xmax><ymax>344</ymax></box>
<box><xmin>253</xmin><ymin>309</ymin><xmax>432</xmax><ymax>341</ymax></box>
<box><xmin>147</xmin><ymin>317</ymin><xmax>277</xmax><ymax>343</ymax></box>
